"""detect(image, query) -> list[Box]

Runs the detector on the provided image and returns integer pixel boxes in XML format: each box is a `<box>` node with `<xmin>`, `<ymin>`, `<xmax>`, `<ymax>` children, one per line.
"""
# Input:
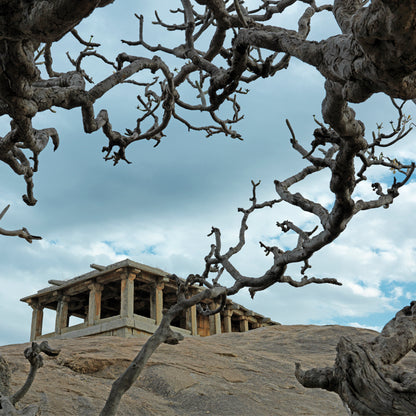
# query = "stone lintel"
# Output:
<box><xmin>47</xmin><ymin>279</ymin><xmax>66</xmax><ymax>286</ymax></box>
<box><xmin>90</xmin><ymin>263</ymin><xmax>106</xmax><ymax>271</ymax></box>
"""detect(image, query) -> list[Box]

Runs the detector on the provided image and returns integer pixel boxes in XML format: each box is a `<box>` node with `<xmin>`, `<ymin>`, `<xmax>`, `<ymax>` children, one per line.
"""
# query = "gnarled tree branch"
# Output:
<box><xmin>0</xmin><ymin>205</ymin><xmax>41</xmax><ymax>243</ymax></box>
<box><xmin>296</xmin><ymin>301</ymin><xmax>416</xmax><ymax>415</ymax></box>
<box><xmin>0</xmin><ymin>342</ymin><xmax>60</xmax><ymax>416</ymax></box>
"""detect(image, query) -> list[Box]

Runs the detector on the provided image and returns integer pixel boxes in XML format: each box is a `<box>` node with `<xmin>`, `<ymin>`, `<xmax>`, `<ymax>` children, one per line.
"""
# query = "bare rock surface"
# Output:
<box><xmin>2</xmin><ymin>325</ymin><xmax>415</xmax><ymax>416</ymax></box>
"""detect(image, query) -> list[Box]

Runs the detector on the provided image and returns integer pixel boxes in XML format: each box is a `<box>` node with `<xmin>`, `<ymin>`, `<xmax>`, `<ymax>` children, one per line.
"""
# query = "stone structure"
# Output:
<box><xmin>21</xmin><ymin>259</ymin><xmax>278</xmax><ymax>341</ymax></box>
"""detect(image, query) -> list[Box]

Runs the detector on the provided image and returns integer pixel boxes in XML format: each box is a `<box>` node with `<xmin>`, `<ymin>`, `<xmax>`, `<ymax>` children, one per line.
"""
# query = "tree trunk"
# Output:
<box><xmin>296</xmin><ymin>302</ymin><xmax>416</xmax><ymax>415</ymax></box>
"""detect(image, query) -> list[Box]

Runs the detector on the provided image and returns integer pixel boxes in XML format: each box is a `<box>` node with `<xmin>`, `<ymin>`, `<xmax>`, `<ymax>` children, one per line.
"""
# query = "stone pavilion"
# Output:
<box><xmin>21</xmin><ymin>259</ymin><xmax>278</xmax><ymax>341</ymax></box>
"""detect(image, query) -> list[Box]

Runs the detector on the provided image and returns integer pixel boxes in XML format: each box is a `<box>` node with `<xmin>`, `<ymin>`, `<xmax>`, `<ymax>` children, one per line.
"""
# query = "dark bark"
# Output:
<box><xmin>0</xmin><ymin>342</ymin><xmax>60</xmax><ymax>416</ymax></box>
<box><xmin>11</xmin><ymin>341</ymin><xmax>60</xmax><ymax>406</ymax></box>
<box><xmin>0</xmin><ymin>1</ymin><xmax>415</xmax><ymax>414</ymax></box>
<box><xmin>0</xmin><ymin>1</ymin><xmax>114</xmax><ymax>42</ymax></box>
<box><xmin>0</xmin><ymin>357</ymin><xmax>10</xmax><ymax>397</ymax></box>
<box><xmin>1</xmin><ymin>0</ymin><xmax>414</xmax><ymax>207</ymax></box>
<box><xmin>100</xmin><ymin>284</ymin><xmax>226</xmax><ymax>416</ymax></box>
<box><xmin>296</xmin><ymin>302</ymin><xmax>416</xmax><ymax>415</ymax></box>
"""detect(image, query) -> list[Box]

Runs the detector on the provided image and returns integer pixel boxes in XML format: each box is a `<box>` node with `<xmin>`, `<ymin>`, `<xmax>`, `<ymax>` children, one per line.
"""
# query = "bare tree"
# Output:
<box><xmin>296</xmin><ymin>301</ymin><xmax>416</xmax><ymax>415</ymax></box>
<box><xmin>0</xmin><ymin>342</ymin><xmax>60</xmax><ymax>416</ymax></box>
<box><xmin>1</xmin><ymin>0</ymin><xmax>416</xmax><ymax>415</ymax></box>
<box><xmin>0</xmin><ymin>205</ymin><xmax>40</xmax><ymax>243</ymax></box>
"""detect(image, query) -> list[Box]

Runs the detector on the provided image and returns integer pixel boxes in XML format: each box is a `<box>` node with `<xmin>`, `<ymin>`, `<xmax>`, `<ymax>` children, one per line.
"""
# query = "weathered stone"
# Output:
<box><xmin>2</xmin><ymin>325</ymin><xmax>410</xmax><ymax>416</ymax></box>
<box><xmin>21</xmin><ymin>259</ymin><xmax>278</xmax><ymax>341</ymax></box>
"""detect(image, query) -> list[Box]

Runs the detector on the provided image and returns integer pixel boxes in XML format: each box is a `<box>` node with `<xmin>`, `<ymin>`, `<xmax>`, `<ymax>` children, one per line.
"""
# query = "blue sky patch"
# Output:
<box><xmin>103</xmin><ymin>240</ymin><xmax>130</xmax><ymax>256</ymax></box>
<box><xmin>142</xmin><ymin>245</ymin><xmax>157</xmax><ymax>255</ymax></box>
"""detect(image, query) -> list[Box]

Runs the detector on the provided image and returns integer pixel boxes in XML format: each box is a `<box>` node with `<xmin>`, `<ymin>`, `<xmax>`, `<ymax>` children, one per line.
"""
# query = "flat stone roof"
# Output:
<box><xmin>20</xmin><ymin>258</ymin><xmax>279</xmax><ymax>325</ymax></box>
<box><xmin>21</xmin><ymin>258</ymin><xmax>167</xmax><ymax>302</ymax></box>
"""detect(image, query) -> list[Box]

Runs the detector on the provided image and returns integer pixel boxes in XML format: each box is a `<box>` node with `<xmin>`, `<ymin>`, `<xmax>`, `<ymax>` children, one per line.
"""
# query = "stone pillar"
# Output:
<box><xmin>30</xmin><ymin>303</ymin><xmax>43</xmax><ymax>341</ymax></box>
<box><xmin>120</xmin><ymin>273</ymin><xmax>136</xmax><ymax>319</ymax></box>
<box><xmin>223</xmin><ymin>309</ymin><xmax>232</xmax><ymax>333</ymax></box>
<box><xmin>209</xmin><ymin>304</ymin><xmax>222</xmax><ymax>335</ymax></box>
<box><xmin>55</xmin><ymin>295</ymin><xmax>69</xmax><ymax>334</ymax></box>
<box><xmin>88</xmin><ymin>283</ymin><xmax>104</xmax><ymax>325</ymax></box>
<box><xmin>83</xmin><ymin>306</ymin><xmax>88</xmax><ymax>323</ymax></box>
<box><xmin>239</xmin><ymin>316</ymin><xmax>249</xmax><ymax>332</ymax></box>
<box><xmin>150</xmin><ymin>283</ymin><xmax>164</xmax><ymax>325</ymax></box>
<box><xmin>186</xmin><ymin>305</ymin><xmax>198</xmax><ymax>336</ymax></box>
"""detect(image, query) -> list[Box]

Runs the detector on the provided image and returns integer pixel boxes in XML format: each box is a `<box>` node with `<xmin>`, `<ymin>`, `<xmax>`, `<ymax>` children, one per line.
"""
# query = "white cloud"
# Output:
<box><xmin>344</xmin><ymin>282</ymin><xmax>382</xmax><ymax>298</ymax></box>
<box><xmin>1</xmin><ymin>2</ymin><xmax>416</xmax><ymax>346</ymax></box>
<box><xmin>348</xmin><ymin>322</ymin><xmax>382</xmax><ymax>333</ymax></box>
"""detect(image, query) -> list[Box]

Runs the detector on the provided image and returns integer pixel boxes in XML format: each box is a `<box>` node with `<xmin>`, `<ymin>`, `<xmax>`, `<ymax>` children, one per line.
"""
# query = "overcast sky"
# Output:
<box><xmin>1</xmin><ymin>1</ymin><xmax>415</xmax><ymax>345</ymax></box>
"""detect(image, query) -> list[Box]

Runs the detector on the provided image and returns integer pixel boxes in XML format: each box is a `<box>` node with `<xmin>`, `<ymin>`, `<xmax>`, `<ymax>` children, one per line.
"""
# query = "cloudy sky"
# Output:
<box><xmin>1</xmin><ymin>1</ymin><xmax>415</xmax><ymax>345</ymax></box>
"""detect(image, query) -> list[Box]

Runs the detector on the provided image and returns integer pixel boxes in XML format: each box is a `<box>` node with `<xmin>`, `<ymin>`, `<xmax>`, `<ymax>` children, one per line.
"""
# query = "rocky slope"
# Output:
<box><xmin>2</xmin><ymin>325</ymin><xmax>415</xmax><ymax>416</ymax></box>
